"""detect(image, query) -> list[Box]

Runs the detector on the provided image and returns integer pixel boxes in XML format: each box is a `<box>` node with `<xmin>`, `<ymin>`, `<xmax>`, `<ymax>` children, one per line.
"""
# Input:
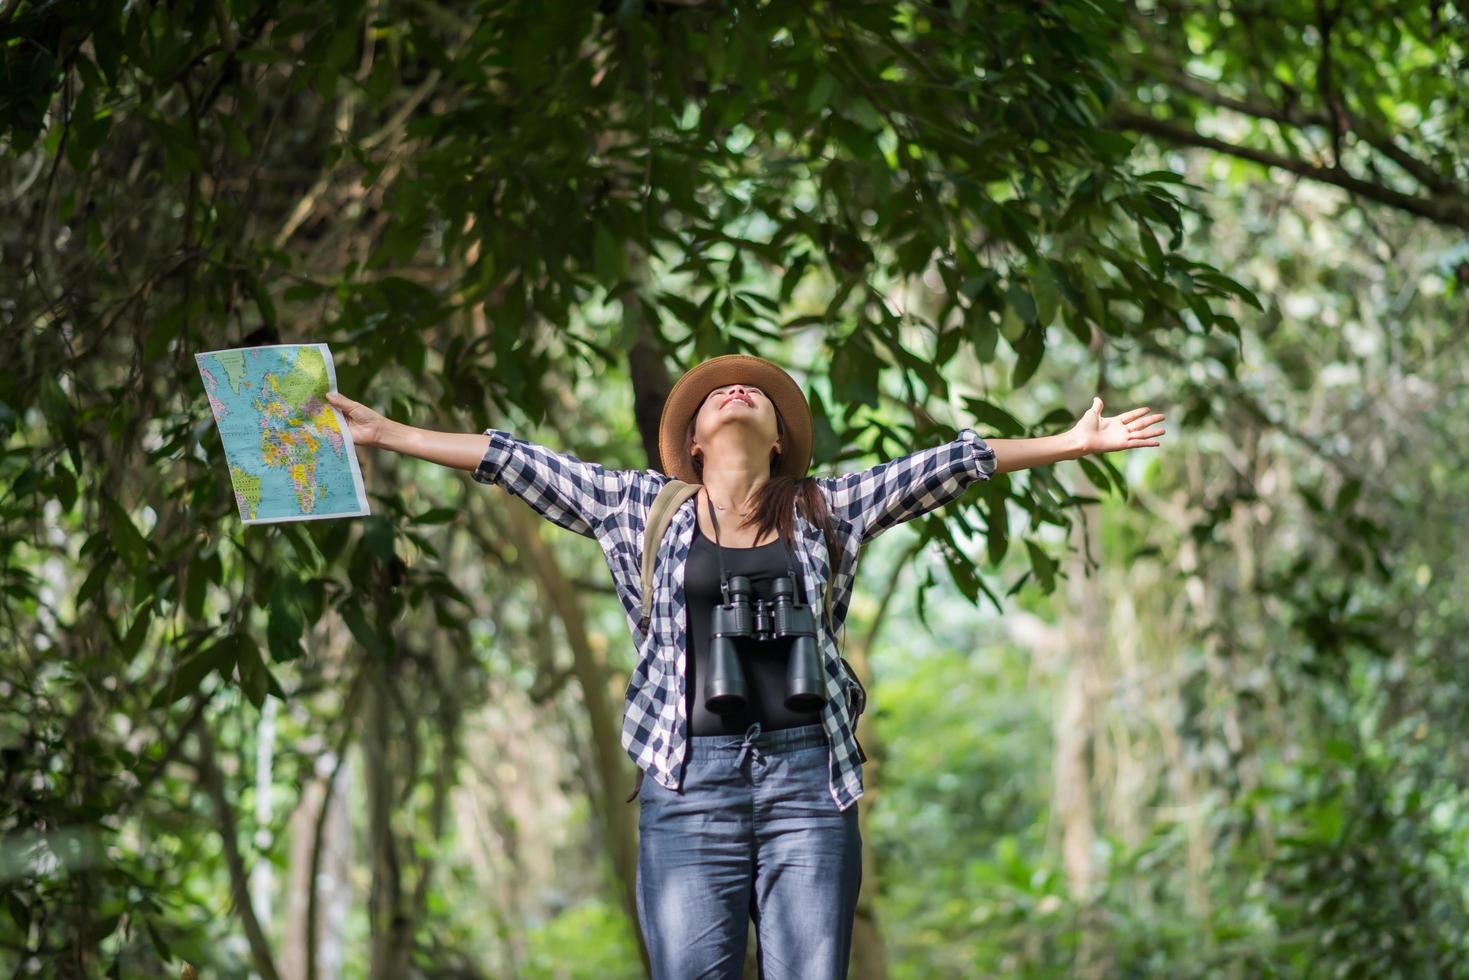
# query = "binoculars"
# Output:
<box><xmin>704</xmin><ymin>573</ymin><xmax>826</xmax><ymax>714</ymax></box>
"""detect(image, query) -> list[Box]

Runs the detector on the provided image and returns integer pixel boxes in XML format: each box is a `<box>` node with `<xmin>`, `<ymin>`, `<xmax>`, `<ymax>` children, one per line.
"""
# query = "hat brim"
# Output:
<box><xmin>657</xmin><ymin>354</ymin><xmax>813</xmax><ymax>484</ymax></box>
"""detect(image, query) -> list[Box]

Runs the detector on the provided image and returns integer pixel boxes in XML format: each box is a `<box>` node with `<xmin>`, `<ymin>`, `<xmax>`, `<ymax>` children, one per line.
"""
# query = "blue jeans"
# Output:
<box><xmin>635</xmin><ymin>721</ymin><xmax>863</xmax><ymax>979</ymax></box>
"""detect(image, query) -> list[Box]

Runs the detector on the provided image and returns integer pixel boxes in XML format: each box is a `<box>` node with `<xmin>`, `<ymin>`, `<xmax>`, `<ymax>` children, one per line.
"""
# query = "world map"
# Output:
<box><xmin>195</xmin><ymin>344</ymin><xmax>370</xmax><ymax>524</ymax></box>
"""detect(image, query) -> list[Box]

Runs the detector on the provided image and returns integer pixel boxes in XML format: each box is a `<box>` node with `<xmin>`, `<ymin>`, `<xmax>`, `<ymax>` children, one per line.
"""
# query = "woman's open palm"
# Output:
<box><xmin>325</xmin><ymin>391</ymin><xmax>387</xmax><ymax>448</ymax></box>
<box><xmin>1071</xmin><ymin>396</ymin><xmax>1166</xmax><ymax>454</ymax></box>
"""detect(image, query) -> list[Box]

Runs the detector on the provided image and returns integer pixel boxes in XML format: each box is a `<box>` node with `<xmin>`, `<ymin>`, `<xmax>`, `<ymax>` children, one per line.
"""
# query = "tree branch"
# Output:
<box><xmin>194</xmin><ymin>727</ymin><xmax>284</xmax><ymax>980</ymax></box>
<box><xmin>306</xmin><ymin>667</ymin><xmax>366</xmax><ymax>980</ymax></box>
<box><xmin>1314</xmin><ymin>0</ymin><xmax>1344</xmax><ymax>167</ymax></box>
<box><xmin>1129</xmin><ymin>29</ymin><xmax>1461</xmax><ymax>198</ymax></box>
<box><xmin>1106</xmin><ymin>109</ymin><xmax>1469</xmax><ymax>230</ymax></box>
<box><xmin>125</xmin><ymin>690</ymin><xmax>216</xmax><ymax>807</ymax></box>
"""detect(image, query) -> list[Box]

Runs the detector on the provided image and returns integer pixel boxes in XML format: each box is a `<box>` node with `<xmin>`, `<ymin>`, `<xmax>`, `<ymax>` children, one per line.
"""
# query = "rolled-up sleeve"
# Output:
<box><xmin>815</xmin><ymin>426</ymin><xmax>997</xmax><ymax>544</ymax></box>
<box><xmin>472</xmin><ymin>428</ymin><xmax>639</xmax><ymax>539</ymax></box>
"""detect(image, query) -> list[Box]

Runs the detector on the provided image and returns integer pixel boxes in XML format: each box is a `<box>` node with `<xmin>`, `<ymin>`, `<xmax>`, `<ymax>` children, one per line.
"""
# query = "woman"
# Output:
<box><xmin>326</xmin><ymin>354</ymin><xmax>1164</xmax><ymax>978</ymax></box>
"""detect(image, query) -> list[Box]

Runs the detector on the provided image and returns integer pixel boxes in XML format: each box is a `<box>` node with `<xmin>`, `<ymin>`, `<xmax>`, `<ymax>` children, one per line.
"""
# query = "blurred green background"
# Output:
<box><xmin>4</xmin><ymin>1</ymin><xmax>1468</xmax><ymax>977</ymax></box>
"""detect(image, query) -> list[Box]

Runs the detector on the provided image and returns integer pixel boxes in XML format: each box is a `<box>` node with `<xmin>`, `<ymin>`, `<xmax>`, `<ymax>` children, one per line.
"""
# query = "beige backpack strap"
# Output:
<box><xmin>639</xmin><ymin>480</ymin><xmax>702</xmax><ymax>632</ymax></box>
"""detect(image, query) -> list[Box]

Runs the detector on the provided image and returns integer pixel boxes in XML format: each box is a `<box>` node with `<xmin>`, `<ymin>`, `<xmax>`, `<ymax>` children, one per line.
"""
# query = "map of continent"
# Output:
<box><xmin>196</xmin><ymin>344</ymin><xmax>370</xmax><ymax>524</ymax></box>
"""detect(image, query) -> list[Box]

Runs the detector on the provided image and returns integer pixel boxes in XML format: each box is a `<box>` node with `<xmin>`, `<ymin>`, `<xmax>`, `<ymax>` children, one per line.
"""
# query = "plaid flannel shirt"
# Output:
<box><xmin>472</xmin><ymin>425</ymin><xmax>997</xmax><ymax>811</ymax></box>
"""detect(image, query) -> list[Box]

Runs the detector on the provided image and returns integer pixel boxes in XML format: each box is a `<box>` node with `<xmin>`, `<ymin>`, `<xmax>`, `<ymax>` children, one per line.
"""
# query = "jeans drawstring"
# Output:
<box><xmin>719</xmin><ymin>722</ymin><xmax>763</xmax><ymax>771</ymax></box>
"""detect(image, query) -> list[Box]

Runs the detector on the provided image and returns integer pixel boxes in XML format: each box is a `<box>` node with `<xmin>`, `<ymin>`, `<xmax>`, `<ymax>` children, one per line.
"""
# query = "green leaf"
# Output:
<box><xmin>184</xmin><ymin>555</ymin><xmax>210</xmax><ymax>619</ymax></box>
<box><xmin>1024</xmin><ymin>539</ymin><xmax>1057</xmax><ymax>592</ymax></box>
<box><xmin>594</xmin><ymin>224</ymin><xmax>624</xmax><ymax>290</ymax></box>
<box><xmin>144</xmin><ymin>305</ymin><xmax>185</xmax><ymax>362</ymax></box>
<box><xmin>78</xmin><ymin>557</ymin><xmax>114</xmax><ymax>609</ymax></box>
<box><xmin>147</xmin><ymin>117</ymin><xmax>202</xmax><ymax>177</ymax></box>
<box><xmin>809</xmin><ymin>388</ymin><xmax>839</xmax><ymax>465</ymax></box>
<box><xmin>121</xmin><ymin>606</ymin><xmax>152</xmax><ymax>658</ymax></box>
<box><xmin>341</xmin><ymin>603</ymin><xmax>387</xmax><ymax>658</ymax></box>
<box><xmin>1033</xmin><ymin>262</ymin><xmax>1059</xmax><ymax>327</ymax></box>
<box><xmin>1193</xmin><ymin>269</ymin><xmax>1264</xmax><ymax>311</ymax></box>
<box><xmin>985</xmin><ymin>494</ymin><xmax>1009</xmax><ymax>566</ymax></box>
<box><xmin>362</xmin><ymin>516</ymin><xmax>395</xmax><ymax>561</ymax></box>
<box><xmin>5</xmin><ymin>892</ymin><xmax>30</xmax><ymax>936</ymax></box>
<box><xmin>1137</xmin><ymin>216</ymin><xmax>1164</xmax><ymax>275</ymax></box>
<box><xmin>1060</xmin><ymin>307</ymin><xmax>1093</xmax><ymax>346</ymax></box>
<box><xmin>966</xmin><ymin>307</ymin><xmax>999</xmax><ymax>363</ymax></box>
<box><xmin>144</xmin><ymin>916</ymin><xmax>173</xmax><ymax>964</ymax></box>
<box><xmin>236</xmin><ymin>636</ymin><xmax>279</xmax><ymax>709</ymax></box>
<box><xmin>10</xmin><ymin>464</ymin><xmax>40</xmax><ymax>499</ymax></box>
<box><xmin>67</xmin><ymin>112</ymin><xmax>112</xmax><ymax>172</ymax></box>
<box><xmin>963</xmin><ymin>398</ymin><xmax>1026</xmax><ymax>437</ymax></box>
<box><xmin>655</xmin><ymin>292</ymin><xmax>697</xmax><ymax>327</ymax></box>
<box><xmin>50</xmin><ymin>465</ymin><xmax>78</xmax><ymax>508</ymax></box>
<box><xmin>1010</xmin><ymin>323</ymin><xmax>1045</xmax><ymax>389</ymax></box>
<box><xmin>423</xmin><ymin>576</ymin><xmax>472</xmax><ymax>608</ymax></box>
<box><xmin>150</xmin><ymin>639</ymin><xmax>236</xmax><ymax>709</ymax></box>
<box><xmin>39</xmin><ymin>376</ymin><xmax>82</xmax><ymax>472</ymax></box>
<box><xmin>830</xmin><ymin>336</ymin><xmax>880</xmax><ymax>409</ymax></box>
<box><xmin>1308</xmin><ymin>796</ymin><xmax>1346</xmax><ymax>842</ymax></box>
<box><xmin>267</xmin><ymin>578</ymin><xmax>304</xmax><ymax>662</ymax></box>
<box><xmin>1006</xmin><ymin>282</ymin><xmax>1036</xmax><ymax>324</ymax></box>
<box><xmin>105</xmin><ymin>500</ymin><xmax>150</xmax><ymax>570</ymax></box>
<box><xmin>779</xmin><ymin>253</ymin><xmax>811</xmax><ymax>301</ymax></box>
<box><xmin>806</xmin><ymin>72</ymin><xmax>837</xmax><ymax>113</ymax></box>
<box><xmin>278</xmin><ymin>524</ymin><xmax>321</xmax><ymax>570</ymax></box>
<box><xmin>1076</xmin><ymin>454</ymin><xmax>1117</xmax><ymax>496</ymax></box>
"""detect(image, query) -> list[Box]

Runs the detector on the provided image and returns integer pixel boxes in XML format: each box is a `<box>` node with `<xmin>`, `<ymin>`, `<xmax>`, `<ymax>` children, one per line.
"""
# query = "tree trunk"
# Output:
<box><xmin>195</xmin><ymin>726</ymin><xmax>284</xmax><ymax>980</ymax></box>
<box><xmin>501</xmin><ymin>501</ymin><xmax>653</xmax><ymax>977</ymax></box>
<box><xmin>849</xmin><ymin>653</ymin><xmax>891</xmax><ymax>980</ymax></box>
<box><xmin>364</xmin><ymin>662</ymin><xmax>412</xmax><ymax>980</ymax></box>
<box><xmin>838</xmin><ymin>538</ymin><xmax>933</xmax><ymax>980</ymax></box>
<box><xmin>1056</xmin><ymin>455</ymin><xmax>1110</xmax><ymax>978</ymax></box>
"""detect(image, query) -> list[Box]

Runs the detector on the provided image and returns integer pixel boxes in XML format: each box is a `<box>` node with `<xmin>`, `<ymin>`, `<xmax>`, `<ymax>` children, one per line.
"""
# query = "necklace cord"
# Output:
<box><xmin>703</xmin><ymin>489</ymin><xmax>806</xmax><ymax>608</ymax></box>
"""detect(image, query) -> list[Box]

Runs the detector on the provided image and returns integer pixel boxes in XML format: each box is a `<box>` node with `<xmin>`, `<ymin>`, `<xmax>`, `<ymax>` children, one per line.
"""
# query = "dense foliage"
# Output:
<box><xmin>3</xmin><ymin>1</ymin><xmax>1466</xmax><ymax>977</ymax></box>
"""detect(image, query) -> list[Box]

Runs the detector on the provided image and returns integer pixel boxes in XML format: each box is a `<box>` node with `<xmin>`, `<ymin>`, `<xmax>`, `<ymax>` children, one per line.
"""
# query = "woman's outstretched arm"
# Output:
<box><xmin>984</xmin><ymin>397</ymin><xmax>1165</xmax><ymax>475</ymax></box>
<box><xmin>816</xmin><ymin>397</ymin><xmax>1165</xmax><ymax>544</ymax></box>
<box><xmin>327</xmin><ymin>391</ymin><xmax>646</xmax><ymax>539</ymax></box>
<box><xmin>816</xmin><ymin>427</ymin><xmax>998</xmax><ymax>544</ymax></box>
<box><xmin>327</xmin><ymin>391</ymin><xmax>492</xmax><ymax>469</ymax></box>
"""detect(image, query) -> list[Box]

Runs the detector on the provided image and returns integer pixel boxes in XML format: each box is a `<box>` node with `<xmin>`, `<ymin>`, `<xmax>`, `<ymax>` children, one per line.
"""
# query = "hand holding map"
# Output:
<box><xmin>323</xmin><ymin>391</ymin><xmax>389</xmax><ymax>448</ymax></box>
<box><xmin>195</xmin><ymin>344</ymin><xmax>371</xmax><ymax>524</ymax></box>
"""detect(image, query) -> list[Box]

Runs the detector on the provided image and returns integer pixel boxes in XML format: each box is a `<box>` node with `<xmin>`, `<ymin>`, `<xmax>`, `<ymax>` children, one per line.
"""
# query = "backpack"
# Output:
<box><xmin>624</xmin><ymin>480</ymin><xmax>868</xmax><ymax>802</ymax></box>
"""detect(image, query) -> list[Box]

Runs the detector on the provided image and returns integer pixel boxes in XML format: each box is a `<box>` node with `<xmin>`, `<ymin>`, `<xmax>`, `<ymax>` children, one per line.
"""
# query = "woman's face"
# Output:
<box><xmin>691</xmin><ymin>382</ymin><xmax>781</xmax><ymax>465</ymax></box>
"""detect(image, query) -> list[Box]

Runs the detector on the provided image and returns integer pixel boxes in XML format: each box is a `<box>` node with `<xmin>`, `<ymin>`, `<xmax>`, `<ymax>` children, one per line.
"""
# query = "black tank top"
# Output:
<box><xmin>684</xmin><ymin>518</ymin><xmax>826</xmax><ymax>736</ymax></box>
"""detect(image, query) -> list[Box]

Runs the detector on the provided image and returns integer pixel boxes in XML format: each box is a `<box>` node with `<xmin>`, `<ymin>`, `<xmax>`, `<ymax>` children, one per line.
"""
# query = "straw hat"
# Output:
<box><xmin>657</xmin><ymin>354</ymin><xmax>814</xmax><ymax>484</ymax></box>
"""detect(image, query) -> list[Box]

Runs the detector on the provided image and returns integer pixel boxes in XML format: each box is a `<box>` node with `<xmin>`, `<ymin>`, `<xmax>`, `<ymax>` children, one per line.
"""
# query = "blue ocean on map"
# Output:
<box><xmin>195</xmin><ymin>344</ymin><xmax>370</xmax><ymax>524</ymax></box>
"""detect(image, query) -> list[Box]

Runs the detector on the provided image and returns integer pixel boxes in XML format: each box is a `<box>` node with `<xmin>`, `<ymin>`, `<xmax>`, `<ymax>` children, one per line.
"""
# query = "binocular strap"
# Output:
<box><xmin>704</xmin><ymin>493</ymin><xmax>805</xmax><ymax>602</ymax></box>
